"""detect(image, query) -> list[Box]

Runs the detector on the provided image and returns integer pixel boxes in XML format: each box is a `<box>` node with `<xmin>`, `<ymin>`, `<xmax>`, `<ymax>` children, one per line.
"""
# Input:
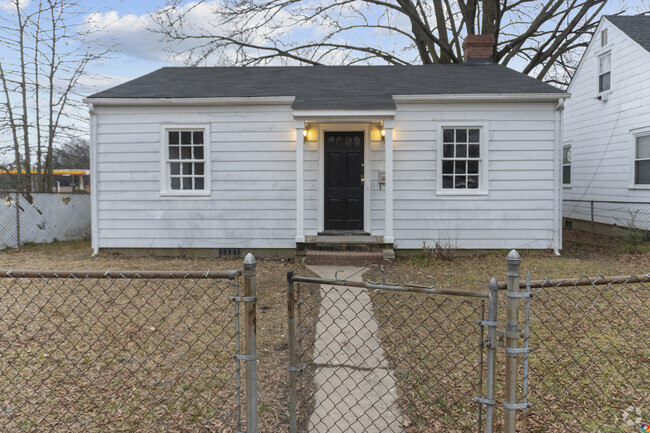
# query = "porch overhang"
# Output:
<box><xmin>292</xmin><ymin>109</ymin><xmax>395</xmax><ymax>125</ymax></box>
<box><xmin>292</xmin><ymin>109</ymin><xmax>396</xmax><ymax>245</ymax></box>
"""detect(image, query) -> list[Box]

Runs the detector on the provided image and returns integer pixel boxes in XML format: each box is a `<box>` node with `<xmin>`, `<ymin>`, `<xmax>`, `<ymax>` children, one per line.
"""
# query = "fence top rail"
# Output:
<box><xmin>291</xmin><ymin>275</ymin><xmax>490</xmax><ymax>299</ymax></box>
<box><xmin>0</xmin><ymin>269</ymin><xmax>241</xmax><ymax>280</ymax></box>
<box><xmin>563</xmin><ymin>199</ymin><xmax>650</xmax><ymax>205</ymax></box>
<box><xmin>496</xmin><ymin>274</ymin><xmax>650</xmax><ymax>290</ymax></box>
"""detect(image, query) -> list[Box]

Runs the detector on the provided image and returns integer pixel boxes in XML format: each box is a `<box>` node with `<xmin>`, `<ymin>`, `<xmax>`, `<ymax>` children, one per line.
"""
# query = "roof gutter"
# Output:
<box><xmin>393</xmin><ymin>93</ymin><xmax>570</xmax><ymax>103</ymax></box>
<box><xmin>82</xmin><ymin>96</ymin><xmax>296</xmax><ymax>107</ymax></box>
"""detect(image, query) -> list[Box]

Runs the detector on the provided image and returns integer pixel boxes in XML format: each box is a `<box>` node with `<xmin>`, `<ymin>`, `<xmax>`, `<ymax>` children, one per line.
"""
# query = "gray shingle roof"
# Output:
<box><xmin>89</xmin><ymin>64</ymin><xmax>563</xmax><ymax>110</ymax></box>
<box><xmin>605</xmin><ymin>15</ymin><xmax>650</xmax><ymax>53</ymax></box>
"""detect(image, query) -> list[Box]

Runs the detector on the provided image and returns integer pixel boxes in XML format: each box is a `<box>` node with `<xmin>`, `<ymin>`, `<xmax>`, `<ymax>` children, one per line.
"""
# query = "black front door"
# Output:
<box><xmin>324</xmin><ymin>131</ymin><xmax>364</xmax><ymax>231</ymax></box>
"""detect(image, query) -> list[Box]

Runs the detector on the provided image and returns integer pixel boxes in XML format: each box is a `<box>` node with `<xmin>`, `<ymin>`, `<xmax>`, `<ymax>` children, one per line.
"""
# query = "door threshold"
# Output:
<box><xmin>318</xmin><ymin>230</ymin><xmax>370</xmax><ymax>236</ymax></box>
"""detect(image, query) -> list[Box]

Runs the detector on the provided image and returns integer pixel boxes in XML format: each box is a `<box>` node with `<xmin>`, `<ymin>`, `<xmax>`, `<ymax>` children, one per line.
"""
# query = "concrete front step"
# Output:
<box><xmin>297</xmin><ymin>236</ymin><xmax>392</xmax><ymax>253</ymax></box>
<box><xmin>305</xmin><ymin>250</ymin><xmax>385</xmax><ymax>266</ymax></box>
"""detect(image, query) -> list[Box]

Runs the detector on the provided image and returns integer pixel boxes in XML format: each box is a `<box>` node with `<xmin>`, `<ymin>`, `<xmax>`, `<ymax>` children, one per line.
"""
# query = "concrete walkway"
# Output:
<box><xmin>305</xmin><ymin>266</ymin><xmax>403</xmax><ymax>433</ymax></box>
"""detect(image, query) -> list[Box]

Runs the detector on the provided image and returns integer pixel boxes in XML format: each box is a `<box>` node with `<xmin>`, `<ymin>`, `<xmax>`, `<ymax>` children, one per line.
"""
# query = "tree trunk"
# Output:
<box><xmin>16</xmin><ymin>3</ymin><xmax>32</xmax><ymax>193</ymax></box>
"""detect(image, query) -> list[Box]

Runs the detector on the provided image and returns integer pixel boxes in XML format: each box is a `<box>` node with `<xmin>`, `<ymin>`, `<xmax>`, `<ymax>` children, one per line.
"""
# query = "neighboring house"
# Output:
<box><xmin>563</xmin><ymin>15</ymin><xmax>650</xmax><ymax>231</ymax></box>
<box><xmin>84</xmin><ymin>36</ymin><xmax>568</xmax><ymax>258</ymax></box>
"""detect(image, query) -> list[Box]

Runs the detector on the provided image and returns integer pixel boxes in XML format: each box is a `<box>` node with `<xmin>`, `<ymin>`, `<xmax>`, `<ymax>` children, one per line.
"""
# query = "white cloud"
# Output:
<box><xmin>82</xmin><ymin>1</ymin><xmax>314</xmax><ymax>66</ymax></box>
<box><xmin>0</xmin><ymin>0</ymin><xmax>30</xmax><ymax>11</ymax></box>
<box><xmin>84</xmin><ymin>10</ymin><xmax>176</xmax><ymax>63</ymax></box>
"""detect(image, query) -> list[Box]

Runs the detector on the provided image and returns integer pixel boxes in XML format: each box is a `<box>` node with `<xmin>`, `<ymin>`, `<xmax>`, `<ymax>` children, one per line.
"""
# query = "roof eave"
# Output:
<box><xmin>83</xmin><ymin>96</ymin><xmax>296</xmax><ymax>106</ymax></box>
<box><xmin>393</xmin><ymin>93</ymin><xmax>570</xmax><ymax>103</ymax></box>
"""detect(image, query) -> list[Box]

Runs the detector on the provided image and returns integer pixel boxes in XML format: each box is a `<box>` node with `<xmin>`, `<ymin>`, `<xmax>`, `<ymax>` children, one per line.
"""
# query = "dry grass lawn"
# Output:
<box><xmin>0</xmin><ymin>228</ymin><xmax>647</xmax><ymax>432</ymax></box>
<box><xmin>0</xmin><ymin>242</ymin><xmax>308</xmax><ymax>432</ymax></box>
<box><xmin>367</xmin><ymin>229</ymin><xmax>650</xmax><ymax>432</ymax></box>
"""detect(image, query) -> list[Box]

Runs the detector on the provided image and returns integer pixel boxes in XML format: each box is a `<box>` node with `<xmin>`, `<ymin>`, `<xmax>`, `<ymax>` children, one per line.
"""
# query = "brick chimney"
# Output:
<box><xmin>462</xmin><ymin>34</ymin><xmax>495</xmax><ymax>63</ymax></box>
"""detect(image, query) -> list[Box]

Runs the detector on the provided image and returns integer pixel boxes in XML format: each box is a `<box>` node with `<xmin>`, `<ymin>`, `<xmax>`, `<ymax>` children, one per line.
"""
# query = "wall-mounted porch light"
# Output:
<box><xmin>380</xmin><ymin>128</ymin><xmax>386</xmax><ymax>140</ymax></box>
<box><xmin>303</xmin><ymin>122</ymin><xmax>310</xmax><ymax>142</ymax></box>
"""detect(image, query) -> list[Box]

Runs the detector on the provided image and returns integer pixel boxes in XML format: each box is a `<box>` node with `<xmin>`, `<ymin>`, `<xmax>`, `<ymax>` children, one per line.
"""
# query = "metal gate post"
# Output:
<box><xmin>504</xmin><ymin>249</ymin><xmax>521</xmax><ymax>433</ymax></box>
<box><xmin>484</xmin><ymin>278</ymin><xmax>499</xmax><ymax>432</ymax></box>
<box><xmin>243</xmin><ymin>253</ymin><xmax>258</xmax><ymax>433</ymax></box>
<box><xmin>287</xmin><ymin>271</ymin><xmax>298</xmax><ymax>433</ymax></box>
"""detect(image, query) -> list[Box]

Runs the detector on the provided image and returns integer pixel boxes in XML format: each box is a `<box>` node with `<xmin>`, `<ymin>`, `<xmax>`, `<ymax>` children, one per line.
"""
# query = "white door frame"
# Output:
<box><xmin>317</xmin><ymin>123</ymin><xmax>372</xmax><ymax>233</ymax></box>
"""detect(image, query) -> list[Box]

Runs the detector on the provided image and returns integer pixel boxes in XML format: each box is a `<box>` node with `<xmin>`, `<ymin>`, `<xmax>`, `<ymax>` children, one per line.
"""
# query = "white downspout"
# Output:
<box><xmin>553</xmin><ymin>99</ymin><xmax>564</xmax><ymax>255</ymax></box>
<box><xmin>89</xmin><ymin>103</ymin><xmax>99</xmax><ymax>256</ymax></box>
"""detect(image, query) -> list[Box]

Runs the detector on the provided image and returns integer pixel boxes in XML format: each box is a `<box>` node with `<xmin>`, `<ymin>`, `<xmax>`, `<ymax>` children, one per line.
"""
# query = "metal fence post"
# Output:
<box><xmin>243</xmin><ymin>253</ymin><xmax>258</xmax><ymax>433</ymax></box>
<box><xmin>287</xmin><ymin>270</ymin><xmax>298</xmax><ymax>433</ymax></box>
<box><xmin>15</xmin><ymin>192</ymin><xmax>20</xmax><ymax>247</ymax></box>
<box><xmin>504</xmin><ymin>249</ymin><xmax>521</xmax><ymax>433</ymax></box>
<box><xmin>484</xmin><ymin>278</ymin><xmax>499</xmax><ymax>433</ymax></box>
<box><xmin>590</xmin><ymin>200</ymin><xmax>595</xmax><ymax>247</ymax></box>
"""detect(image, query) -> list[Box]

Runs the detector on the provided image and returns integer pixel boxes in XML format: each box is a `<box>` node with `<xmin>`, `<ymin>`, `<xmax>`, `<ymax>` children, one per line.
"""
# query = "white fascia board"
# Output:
<box><xmin>82</xmin><ymin>96</ymin><xmax>296</xmax><ymax>106</ymax></box>
<box><xmin>293</xmin><ymin>109</ymin><xmax>395</xmax><ymax>124</ymax></box>
<box><xmin>393</xmin><ymin>93</ymin><xmax>570</xmax><ymax>103</ymax></box>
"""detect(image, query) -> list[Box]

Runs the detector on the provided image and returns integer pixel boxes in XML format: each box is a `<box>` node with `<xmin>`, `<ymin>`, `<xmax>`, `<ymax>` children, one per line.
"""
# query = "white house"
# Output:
<box><xmin>85</xmin><ymin>36</ymin><xmax>568</xmax><ymax>258</ymax></box>
<box><xmin>563</xmin><ymin>15</ymin><xmax>650</xmax><ymax>230</ymax></box>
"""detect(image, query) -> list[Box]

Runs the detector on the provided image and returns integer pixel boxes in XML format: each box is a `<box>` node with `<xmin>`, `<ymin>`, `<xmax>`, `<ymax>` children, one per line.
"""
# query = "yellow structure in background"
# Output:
<box><xmin>6</xmin><ymin>170</ymin><xmax>90</xmax><ymax>175</ymax></box>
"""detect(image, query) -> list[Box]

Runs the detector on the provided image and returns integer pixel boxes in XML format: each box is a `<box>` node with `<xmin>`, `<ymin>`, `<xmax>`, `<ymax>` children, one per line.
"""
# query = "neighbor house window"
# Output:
<box><xmin>440</xmin><ymin>127</ymin><xmax>484</xmax><ymax>191</ymax></box>
<box><xmin>635</xmin><ymin>134</ymin><xmax>650</xmax><ymax>185</ymax></box>
<box><xmin>598</xmin><ymin>52</ymin><xmax>611</xmax><ymax>92</ymax></box>
<box><xmin>563</xmin><ymin>144</ymin><xmax>571</xmax><ymax>185</ymax></box>
<box><xmin>162</xmin><ymin>126</ymin><xmax>210</xmax><ymax>195</ymax></box>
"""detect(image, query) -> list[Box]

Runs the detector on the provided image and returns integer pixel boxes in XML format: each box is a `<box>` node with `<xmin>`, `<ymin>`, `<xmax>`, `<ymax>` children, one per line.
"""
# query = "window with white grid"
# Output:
<box><xmin>161</xmin><ymin>126</ymin><xmax>210</xmax><ymax>195</ymax></box>
<box><xmin>439</xmin><ymin>127</ymin><xmax>485</xmax><ymax>193</ymax></box>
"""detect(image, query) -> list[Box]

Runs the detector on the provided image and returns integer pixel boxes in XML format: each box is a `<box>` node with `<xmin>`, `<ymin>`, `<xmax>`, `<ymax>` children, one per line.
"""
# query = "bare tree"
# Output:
<box><xmin>151</xmin><ymin>0</ymin><xmax>646</xmax><ymax>85</ymax></box>
<box><xmin>52</xmin><ymin>137</ymin><xmax>89</xmax><ymax>169</ymax></box>
<box><xmin>0</xmin><ymin>0</ymin><xmax>110</xmax><ymax>192</ymax></box>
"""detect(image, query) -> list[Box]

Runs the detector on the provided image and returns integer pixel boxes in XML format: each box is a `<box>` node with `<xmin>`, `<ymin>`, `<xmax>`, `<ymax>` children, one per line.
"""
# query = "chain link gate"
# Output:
<box><xmin>286</xmin><ymin>269</ymin><xmax>498</xmax><ymax>433</ymax></box>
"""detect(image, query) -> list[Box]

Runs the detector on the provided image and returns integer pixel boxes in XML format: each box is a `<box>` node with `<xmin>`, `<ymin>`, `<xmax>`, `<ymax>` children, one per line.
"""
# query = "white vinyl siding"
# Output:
<box><xmin>94</xmin><ymin>100</ymin><xmax>559</xmax><ymax>251</ymax></box>
<box><xmin>95</xmin><ymin>104</ymin><xmax>297</xmax><ymax>249</ymax></box>
<box><xmin>563</xmin><ymin>18</ymin><xmax>650</xmax><ymax>225</ymax></box>
<box><xmin>393</xmin><ymin>101</ymin><xmax>557</xmax><ymax>250</ymax></box>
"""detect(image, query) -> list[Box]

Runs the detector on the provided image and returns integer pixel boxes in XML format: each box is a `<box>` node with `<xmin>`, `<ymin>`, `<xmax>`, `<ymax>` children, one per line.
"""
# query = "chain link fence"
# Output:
<box><xmin>287</xmin><ymin>271</ymin><xmax>491</xmax><ymax>433</ymax></box>
<box><xmin>0</xmin><ymin>191</ymin><xmax>90</xmax><ymax>249</ymax></box>
<box><xmin>523</xmin><ymin>274</ymin><xmax>650</xmax><ymax>432</ymax></box>
<box><xmin>0</xmin><ymin>264</ymin><xmax>259</xmax><ymax>432</ymax></box>
<box><xmin>564</xmin><ymin>199</ymin><xmax>650</xmax><ymax>233</ymax></box>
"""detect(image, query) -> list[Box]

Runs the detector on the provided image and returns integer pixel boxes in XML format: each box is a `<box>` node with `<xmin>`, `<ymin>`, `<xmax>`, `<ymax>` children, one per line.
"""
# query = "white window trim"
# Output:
<box><xmin>562</xmin><ymin>141</ymin><xmax>572</xmax><ymax>188</ymax></box>
<box><xmin>160</xmin><ymin>123</ymin><xmax>212</xmax><ymax>197</ymax></box>
<box><xmin>629</xmin><ymin>126</ymin><xmax>650</xmax><ymax>189</ymax></box>
<box><xmin>436</xmin><ymin>121</ymin><xmax>489</xmax><ymax>196</ymax></box>
<box><xmin>597</xmin><ymin>50</ymin><xmax>612</xmax><ymax>94</ymax></box>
